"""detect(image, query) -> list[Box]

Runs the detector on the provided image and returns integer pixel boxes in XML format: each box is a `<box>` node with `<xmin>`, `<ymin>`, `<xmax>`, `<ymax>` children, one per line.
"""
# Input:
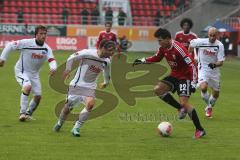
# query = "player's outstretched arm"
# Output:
<box><xmin>63</xmin><ymin>69</ymin><xmax>71</xmax><ymax>80</ymax></box>
<box><xmin>100</xmin><ymin>60</ymin><xmax>110</xmax><ymax>89</ymax></box>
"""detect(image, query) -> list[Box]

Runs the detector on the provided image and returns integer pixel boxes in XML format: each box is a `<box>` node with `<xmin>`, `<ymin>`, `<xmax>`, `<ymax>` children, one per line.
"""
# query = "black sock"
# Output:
<box><xmin>160</xmin><ymin>93</ymin><xmax>181</xmax><ymax>110</ymax></box>
<box><xmin>188</xmin><ymin>108</ymin><xmax>204</xmax><ymax>131</ymax></box>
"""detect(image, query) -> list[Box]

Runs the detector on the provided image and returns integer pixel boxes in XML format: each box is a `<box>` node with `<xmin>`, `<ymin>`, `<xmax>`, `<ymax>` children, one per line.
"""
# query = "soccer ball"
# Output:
<box><xmin>157</xmin><ymin>122</ymin><xmax>173</xmax><ymax>137</ymax></box>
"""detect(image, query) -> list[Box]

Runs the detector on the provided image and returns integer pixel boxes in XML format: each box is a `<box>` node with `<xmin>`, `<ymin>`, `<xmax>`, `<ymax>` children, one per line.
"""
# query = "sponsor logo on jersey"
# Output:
<box><xmin>89</xmin><ymin>65</ymin><xmax>101</xmax><ymax>73</ymax></box>
<box><xmin>168</xmin><ymin>61</ymin><xmax>177</xmax><ymax>67</ymax></box>
<box><xmin>32</xmin><ymin>53</ymin><xmax>44</xmax><ymax>59</ymax></box>
<box><xmin>203</xmin><ymin>49</ymin><xmax>216</xmax><ymax>56</ymax></box>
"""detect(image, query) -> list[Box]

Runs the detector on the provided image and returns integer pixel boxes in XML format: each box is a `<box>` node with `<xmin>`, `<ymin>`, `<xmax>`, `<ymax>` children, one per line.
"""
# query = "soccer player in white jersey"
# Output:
<box><xmin>189</xmin><ymin>27</ymin><xmax>225</xmax><ymax>118</ymax></box>
<box><xmin>0</xmin><ymin>25</ymin><xmax>57</xmax><ymax>121</ymax></box>
<box><xmin>53</xmin><ymin>40</ymin><xmax>116</xmax><ymax>137</ymax></box>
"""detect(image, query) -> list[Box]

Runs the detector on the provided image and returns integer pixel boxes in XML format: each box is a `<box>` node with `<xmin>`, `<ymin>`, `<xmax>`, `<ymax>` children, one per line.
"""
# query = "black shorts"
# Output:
<box><xmin>161</xmin><ymin>76</ymin><xmax>192</xmax><ymax>97</ymax></box>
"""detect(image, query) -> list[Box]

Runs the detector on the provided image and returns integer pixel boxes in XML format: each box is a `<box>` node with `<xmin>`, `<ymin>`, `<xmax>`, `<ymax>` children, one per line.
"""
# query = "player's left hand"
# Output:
<box><xmin>99</xmin><ymin>82</ymin><xmax>108</xmax><ymax>89</ymax></box>
<box><xmin>208</xmin><ymin>63</ymin><xmax>216</xmax><ymax>69</ymax></box>
<box><xmin>0</xmin><ymin>59</ymin><xmax>5</xmax><ymax>67</ymax></box>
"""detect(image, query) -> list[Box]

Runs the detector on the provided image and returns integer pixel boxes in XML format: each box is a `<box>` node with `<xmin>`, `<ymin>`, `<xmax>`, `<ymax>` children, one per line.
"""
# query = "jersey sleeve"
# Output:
<box><xmin>181</xmin><ymin>49</ymin><xmax>198</xmax><ymax>83</ymax></box>
<box><xmin>189</xmin><ymin>38</ymin><xmax>201</xmax><ymax>48</ymax></box>
<box><xmin>174</xmin><ymin>33</ymin><xmax>179</xmax><ymax>41</ymax></box>
<box><xmin>65</xmin><ymin>50</ymin><xmax>88</xmax><ymax>71</ymax></box>
<box><xmin>47</xmin><ymin>47</ymin><xmax>57</xmax><ymax>70</ymax></box>
<box><xmin>96</xmin><ymin>33</ymin><xmax>103</xmax><ymax>49</ymax></box>
<box><xmin>217</xmin><ymin>43</ymin><xmax>225</xmax><ymax>62</ymax></box>
<box><xmin>103</xmin><ymin>59</ymin><xmax>111</xmax><ymax>84</ymax></box>
<box><xmin>0</xmin><ymin>39</ymin><xmax>26</xmax><ymax>61</ymax></box>
<box><xmin>145</xmin><ymin>48</ymin><xmax>164</xmax><ymax>63</ymax></box>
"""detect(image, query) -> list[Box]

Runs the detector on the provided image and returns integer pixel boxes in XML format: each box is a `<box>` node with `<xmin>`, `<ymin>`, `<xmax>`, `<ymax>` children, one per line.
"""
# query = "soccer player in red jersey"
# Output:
<box><xmin>96</xmin><ymin>22</ymin><xmax>118</xmax><ymax>49</ymax></box>
<box><xmin>133</xmin><ymin>28</ymin><xmax>206</xmax><ymax>139</ymax></box>
<box><xmin>175</xmin><ymin>18</ymin><xmax>197</xmax><ymax>58</ymax></box>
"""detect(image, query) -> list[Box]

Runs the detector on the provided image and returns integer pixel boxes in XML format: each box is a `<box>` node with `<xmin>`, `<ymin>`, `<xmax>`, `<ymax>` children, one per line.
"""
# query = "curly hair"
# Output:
<box><xmin>180</xmin><ymin>18</ymin><xmax>193</xmax><ymax>29</ymax></box>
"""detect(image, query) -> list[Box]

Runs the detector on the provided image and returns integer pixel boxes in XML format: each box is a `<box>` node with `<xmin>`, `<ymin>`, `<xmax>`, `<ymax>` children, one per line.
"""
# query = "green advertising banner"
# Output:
<box><xmin>0</xmin><ymin>24</ymin><xmax>66</xmax><ymax>36</ymax></box>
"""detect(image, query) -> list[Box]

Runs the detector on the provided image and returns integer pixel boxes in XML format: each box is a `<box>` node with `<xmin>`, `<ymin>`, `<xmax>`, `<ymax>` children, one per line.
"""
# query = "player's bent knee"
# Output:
<box><xmin>86</xmin><ymin>105</ymin><xmax>94</xmax><ymax>112</ymax></box>
<box><xmin>34</xmin><ymin>95</ymin><xmax>42</xmax><ymax>103</ymax></box>
<box><xmin>154</xmin><ymin>85</ymin><xmax>165</xmax><ymax>96</ymax></box>
<box><xmin>22</xmin><ymin>85</ymin><xmax>32</xmax><ymax>94</ymax></box>
<box><xmin>200</xmin><ymin>83</ymin><xmax>208</xmax><ymax>91</ymax></box>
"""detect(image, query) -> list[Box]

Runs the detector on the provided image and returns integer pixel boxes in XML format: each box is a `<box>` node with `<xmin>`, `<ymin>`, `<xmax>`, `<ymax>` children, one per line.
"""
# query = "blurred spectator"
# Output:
<box><xmin>119</xmin><ymin>35</ymin><xmax>132</xmax><ymax>52</ymax></box>
<box><xmin>23</xmin><ymin>24</ymin><xmax>28</xmax><ymax>35</ymax></box>
<box><xmin>62</xmin><ymin>8</ymin><xmax>69</xmax><ymax>24</ymax></box>
<box><xmin>118</xmin><ymin>8</ymin><xmax>127</xmax><ymax>26</ymax></box>
<box><xmin>154</xmin><ymin>10</ymin><xmax>161</xmax><ymax>26</ymax></box>
<box><xmin>91</xmin><ymin>7</ymin><xmax>100</xmax><ymax>25</ymax></box>
<box><xmin>0</xmin><ymin>0</ymin><xmax>4</xmax><ymax>8</ymax></box>
<box><xmin>219</xmin><ymin>32</ymin><xmax>231</xmax><ymax>54</ymax></box>
<box><xmin>17</xmin><ymin>8</ymin><xmax>24</xmax><ymax>23</ymax></box>
<box><xmin>81</xmin><ymin>8</ymin><xmax>89</xmax><ymax>25</ymax></box>
<box><xmin>105</xmin><ymin>7</ymin><xmax>113</xmax><ymax>23</ymax></box>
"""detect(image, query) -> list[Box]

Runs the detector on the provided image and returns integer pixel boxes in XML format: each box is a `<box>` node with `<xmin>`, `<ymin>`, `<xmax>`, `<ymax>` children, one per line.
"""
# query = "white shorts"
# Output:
<box><xmin>15</xmin><ymin>69</ymin><xmax>42</xmax><ymax>96</ymax></box>
<box><xmin>198</xmin><ymin>69</ymin><xmax>220</xmax><ymax>91</ymax></box>
<box><xmin>66</xmin><ymin>95</ymin><xmax>87</xmax><ymax>109</ymax></box>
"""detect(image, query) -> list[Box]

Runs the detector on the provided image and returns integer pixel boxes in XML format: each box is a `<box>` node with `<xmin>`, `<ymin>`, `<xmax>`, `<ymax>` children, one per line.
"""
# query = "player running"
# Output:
<box><xmin>53</xmin><ymin>40</ymin><xmax>116</xmax><ymax>137</ymax></box>
<box><xmin>0</xmin><ymin>25</ymin><xmax>57</xmax><ymax>121</ymax></box>
<box><xmin>189</xmin><ymin>27</ymin><xmax>225</xmax><ymax>118</ymax></box>
<box><xmin>133</xmin><ymin>28</ymin><xmax>206</xmax><ymax>139</ymax></box>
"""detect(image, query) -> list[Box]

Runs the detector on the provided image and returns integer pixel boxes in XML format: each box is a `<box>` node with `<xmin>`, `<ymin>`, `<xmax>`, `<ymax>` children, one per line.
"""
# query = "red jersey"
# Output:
<box><xmin>175</xmin><ymin>31</ymin><xmax>197</xmax><ymax>49</ymax></box>
<box><xmin>96</xmin><ymin>31</ymin><xmax>117</xmax><ymax>49</ymax></box>
<box><xmin>145</xmin><ymin>40</ymin><xmax>197</xmax><ymax>82</ymax></box>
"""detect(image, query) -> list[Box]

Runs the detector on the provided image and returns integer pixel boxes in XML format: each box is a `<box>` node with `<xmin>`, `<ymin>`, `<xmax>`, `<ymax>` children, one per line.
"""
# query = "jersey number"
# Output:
<box><xmin>179</xmin><ymin>84</ymin><xmax>187</xmax><ymax>91</ymax></box>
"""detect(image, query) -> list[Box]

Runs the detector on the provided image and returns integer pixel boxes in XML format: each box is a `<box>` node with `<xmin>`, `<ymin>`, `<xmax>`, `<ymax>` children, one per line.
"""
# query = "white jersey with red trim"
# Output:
<box><xmin>66</xmin><ymin>49</ymin><xmax>111</xmax><ymax>89</ymax></box>
<box><xmin>190</xmin><ymin>38</ymin><xmax>225</xmax><ymax>74</ymax></box>
<box><xmin>0</xmin><ymin>38</ymin><xmax>55</xmax><ymax>74</ymax></box>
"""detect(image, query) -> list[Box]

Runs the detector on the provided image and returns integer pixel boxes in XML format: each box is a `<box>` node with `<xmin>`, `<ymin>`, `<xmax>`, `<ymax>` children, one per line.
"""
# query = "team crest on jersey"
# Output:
<box><xmin>184</xmin><ymin>57</ymin><xmax>192</xmax><ymax>64</ymax></box>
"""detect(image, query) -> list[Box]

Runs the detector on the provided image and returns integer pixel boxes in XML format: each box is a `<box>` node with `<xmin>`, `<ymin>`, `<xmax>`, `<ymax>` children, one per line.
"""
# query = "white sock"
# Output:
<box><xmin>201</xmin><ymin>91</ymin><xmax>209</xmax><ymax>105</ymax></box>
<box><xmin>28</xmin><ymin>99</ymin><xmax>37</xmax><ymax>115</ymax></box>
<box><xmin>20</xmin><ymin>93</ymin><xmax>29</xmax><ymax>114</ymax></box>
<box><xmin>74</xmin><ymin>108</ymin><xmax>89</xmax><ymax>128</ymax></box>
<box><xmin>208</xmin><ymin>95</ymin><xmax>217</xmax><ymax>108</ymax></box>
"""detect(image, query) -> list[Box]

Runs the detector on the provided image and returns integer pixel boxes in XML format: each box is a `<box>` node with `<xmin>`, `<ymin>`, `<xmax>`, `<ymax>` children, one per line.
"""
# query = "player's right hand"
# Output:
<box><xmin>63</xmin><ymin>70</ymin><xmax>71</xmax><ymax>80</ymax></box>
<box><xmin>190</xmin><ymin>82</ymin><xmax>197</xmax><ymax>93</ymax></box>
<box><xmin>133</xmin><ymin>58</ymin><xmax>145</xmax><ymax>66</ymax></box>
<box><xmin>0</xmin><ymin>59</ymin><xmax>5</xmax><ymax>67</ymax></box>
<box><xmin>208</xmin><ymin>63</ymin><xmax>216</xmax><ymax>69</ymax></box>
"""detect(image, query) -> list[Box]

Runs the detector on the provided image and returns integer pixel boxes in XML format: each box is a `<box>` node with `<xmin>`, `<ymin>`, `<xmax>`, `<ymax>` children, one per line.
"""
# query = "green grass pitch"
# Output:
<box><xmin>0</xmin><ymin>50</ymin><xmax>240</xmax><ymax>160</ymax></box>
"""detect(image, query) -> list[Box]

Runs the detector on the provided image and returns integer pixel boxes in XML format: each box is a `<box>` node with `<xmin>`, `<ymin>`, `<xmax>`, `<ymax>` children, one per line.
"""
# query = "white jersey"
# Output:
<box><xmin>189</xmin><ymin>38</ymin><xmax>225</xmax><ymax>74</ymax></box>
<box><xmin>0</xmin><ymin>38</ymin><xmax>56</xmax><ymax>74</ymax></box>
<box><xmin>66</xmin><ymin>49</ymin><xmax>110</xmax><ymax>89</ymax></box>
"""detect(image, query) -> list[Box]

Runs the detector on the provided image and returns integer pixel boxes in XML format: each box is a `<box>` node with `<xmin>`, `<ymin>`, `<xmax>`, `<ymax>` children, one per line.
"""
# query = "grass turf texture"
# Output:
<box><xmin>0</xmin><ymin>51</ymin><xmax>240</xmax><ymax>160</ymax></box>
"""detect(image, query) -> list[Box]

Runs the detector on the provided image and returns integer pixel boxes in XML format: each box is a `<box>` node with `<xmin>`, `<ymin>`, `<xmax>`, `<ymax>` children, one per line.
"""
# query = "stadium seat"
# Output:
<box><xmin>0</xmin><ymin>0</ymin><xmax>186</xmax><ymax>26</ymax></box>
